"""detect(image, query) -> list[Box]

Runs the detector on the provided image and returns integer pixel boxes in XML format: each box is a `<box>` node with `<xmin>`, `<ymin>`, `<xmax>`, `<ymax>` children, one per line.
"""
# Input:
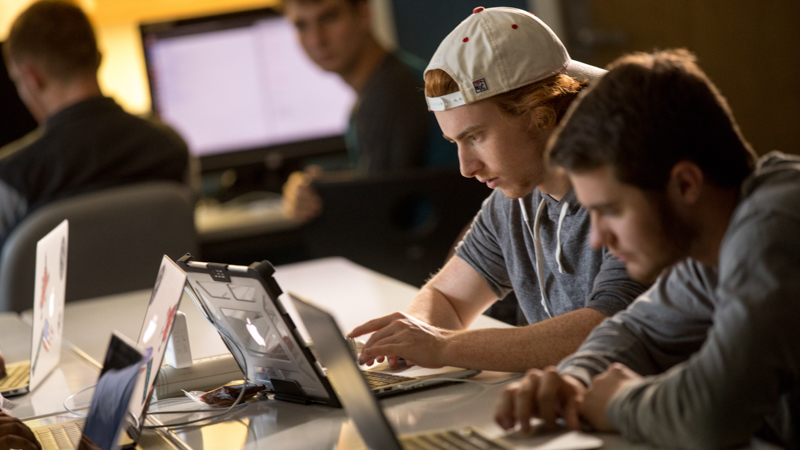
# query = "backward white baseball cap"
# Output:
<box><xmin>425</xmin><ymin>6</ymin><xmax>607</xmax><ymax>111</ymax></box>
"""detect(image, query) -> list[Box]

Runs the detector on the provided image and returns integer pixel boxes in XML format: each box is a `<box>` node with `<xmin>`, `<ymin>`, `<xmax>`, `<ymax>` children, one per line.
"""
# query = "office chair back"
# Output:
<box><xmin>0</xmin><ymin>182</ymin><xmax>198</xmax><ymax>313</ymax></box>
<box><xmin>305</xmin><ymin>169</ymin><xmax>491</xmax><ymax>287</ymax></box>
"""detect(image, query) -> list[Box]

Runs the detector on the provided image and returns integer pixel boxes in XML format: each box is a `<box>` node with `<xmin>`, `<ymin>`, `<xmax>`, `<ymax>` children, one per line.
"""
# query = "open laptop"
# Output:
<box><xmin>291</xmin><ymin>293</ymin><xmax>511</xmax><ymax>449</ymax></box>
<box><xmin>29</xmin><ymin>255</ymin><xmax>188</xmax><ymax>449</ymax></box>
<box><xmin>176</xmin><ymin>255</ymin><xmax>478</xmax><ymax>408</ymax></box>
<box><xmin>291</xmin><ymin>295</ymin><xmax>605</xmax><ymax>450</ymax></box>
<box><xmin>31</xmin><ymin>332</ymin><xmax>143</xmax><ymax>450</ymax></box>
<box><xmin>0</xmin><ymin>220</ymin><xmax>69</xmax><ymax>397</ymax></box>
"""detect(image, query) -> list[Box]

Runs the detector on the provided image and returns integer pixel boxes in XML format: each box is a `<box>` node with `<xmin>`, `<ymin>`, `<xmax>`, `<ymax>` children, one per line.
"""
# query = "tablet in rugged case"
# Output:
<box><xmin>177</xmin><ymin>254</ymin><xmax>340</xmax><ymax>407</ymax></box>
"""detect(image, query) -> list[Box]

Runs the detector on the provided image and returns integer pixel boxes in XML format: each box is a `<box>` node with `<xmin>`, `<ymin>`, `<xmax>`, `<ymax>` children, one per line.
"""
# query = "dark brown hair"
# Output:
<box><xmin>548</xmin><ymin>49</ymin><xmax>757</xmax><ymax>190</ymax></box>
<box><xmin>4</xmin><ymin>1</ymin><xmax>100</xmax><ymax>81</ymax></box>
<box><xmin>425</xmin><ymin>69</ymin><xmax>585</xmax><ymax>132</ymax></box>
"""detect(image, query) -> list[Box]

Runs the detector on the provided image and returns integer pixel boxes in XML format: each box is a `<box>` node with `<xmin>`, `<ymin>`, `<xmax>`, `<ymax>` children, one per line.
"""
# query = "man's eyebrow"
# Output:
<box><xmin>584</xmin><ymin>200</ymin><xmax>617</xmax><ymax>211</ymax></box>
<box><xmin>445</xmin><ymin>125</ymin><xmax>481</xmax><ymax>142</ymax></box>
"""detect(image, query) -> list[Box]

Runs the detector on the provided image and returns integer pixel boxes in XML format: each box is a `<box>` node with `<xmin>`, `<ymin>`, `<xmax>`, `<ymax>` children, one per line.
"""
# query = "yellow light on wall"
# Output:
<box><xmin>1</xmin><ymin>0</ymin><xmax>279</xmax><ymax>115</ymax></box>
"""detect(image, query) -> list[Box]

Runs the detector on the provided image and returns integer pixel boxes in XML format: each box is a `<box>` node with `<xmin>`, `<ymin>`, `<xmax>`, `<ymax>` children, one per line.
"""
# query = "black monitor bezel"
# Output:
<box><xmin>139</xmin><ymin>7</ymin><xmax>348</xmax><ymax>173</ymax></box>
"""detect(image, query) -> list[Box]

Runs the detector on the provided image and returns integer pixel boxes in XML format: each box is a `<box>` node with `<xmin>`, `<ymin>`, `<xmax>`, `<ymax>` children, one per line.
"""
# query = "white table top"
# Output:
<box><xmin>13</xmin><ymin>258</ymin><xmax>774</xmax><ymax>449</ymax></box>
<box><xmin>0</xmin><ymin>313</ymin><xmax>99</xmax><ymax>420</ymax></box>
<box><xmin>195</xmin><ymin>197</ymin><xmax>299</xmax><ymax>243</ymax></box>
<box><xmin>44</xmin><ymin>257</ymin><xmax>510</xmax><ymax>366</ymax></box>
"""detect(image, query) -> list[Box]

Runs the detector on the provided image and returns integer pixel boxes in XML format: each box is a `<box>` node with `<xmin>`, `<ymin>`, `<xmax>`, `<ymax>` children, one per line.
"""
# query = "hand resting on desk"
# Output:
<box><xmin>495</xmin><ymin>363</ymin><xmax>642</xmax><ymax>434</ymax></box>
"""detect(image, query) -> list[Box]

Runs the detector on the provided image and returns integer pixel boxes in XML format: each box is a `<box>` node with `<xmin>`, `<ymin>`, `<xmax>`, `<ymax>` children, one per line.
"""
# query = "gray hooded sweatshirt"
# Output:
<box><xmin>558</xmin><ymin>152</ymin><xmax>800</xmax><ymax>449</ymax></box>
<box><xmin>456</xmin><ymin>186</ymin><xmax>647</xmax><ymax>324</ymax></box>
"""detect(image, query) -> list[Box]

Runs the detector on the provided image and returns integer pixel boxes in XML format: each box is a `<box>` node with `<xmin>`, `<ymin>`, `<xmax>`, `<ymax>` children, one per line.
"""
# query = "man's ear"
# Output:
<box><xmin>17</xmin><ymin>62</ymin><xmax>47</xmax><ymax>92</ymax></box>
<box><xmin>356</xmin><ymin>0</ymin><xmax>372</xmax><ymax>30</ymax></box>
<box><xmin>667</xmin><ymin>160</ymin><xmax>704</xmax><ymax>206</ymax></box>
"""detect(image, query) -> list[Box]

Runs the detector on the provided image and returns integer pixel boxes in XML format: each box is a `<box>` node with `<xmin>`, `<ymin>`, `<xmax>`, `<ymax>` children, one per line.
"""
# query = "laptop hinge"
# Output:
<box><xmin>271</xmin><ymin>379</ymin><xmax>315</xmax><ymax>405</ymax></box>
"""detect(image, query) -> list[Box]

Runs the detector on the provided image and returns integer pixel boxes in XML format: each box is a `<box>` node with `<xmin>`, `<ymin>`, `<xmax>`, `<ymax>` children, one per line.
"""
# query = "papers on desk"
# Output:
<box><xmin>502</xmin><ymin>429</ymin><xmax>603</xmax><ymax>449</ymax></box>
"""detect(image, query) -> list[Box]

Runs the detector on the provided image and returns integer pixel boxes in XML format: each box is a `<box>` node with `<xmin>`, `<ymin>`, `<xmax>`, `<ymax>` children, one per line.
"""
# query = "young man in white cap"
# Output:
<box><xmin>348</xmin><ymin>7</ymin><xmax>647</xmax><ymax>372</ymax></box>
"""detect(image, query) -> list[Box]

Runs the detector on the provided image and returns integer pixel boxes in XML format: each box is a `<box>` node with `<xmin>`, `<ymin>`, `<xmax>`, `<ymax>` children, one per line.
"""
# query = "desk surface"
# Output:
<box><xmin>0</xmin><ymin>314</ymin><xmax>98</xmax><ymax>419</ymax></box>
<box><xmin>50</xmin><ymin>257</ymin><xmax>510</xmax><ymax>366</ymax></box>
<box><xmin>195</xmin><ymin>197</ymin><xmax>298</xmax><ymax>243</ymax></box>
<box><xmin>11</xmin><ymin>259</ymin><xmax>777</xmax><ymax>449</ymax></box>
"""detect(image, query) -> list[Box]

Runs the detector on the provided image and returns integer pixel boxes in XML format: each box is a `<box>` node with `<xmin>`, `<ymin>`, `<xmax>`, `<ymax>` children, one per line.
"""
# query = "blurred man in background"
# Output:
<box><xmin>282</xmin><ymin>0</ymin><xmax>454</xmax><ymax>221</ymax></box>
<box><xmin>0</xmin><ymin>0</ymin><xmax>190</xmax><ymax>249</ymax></box>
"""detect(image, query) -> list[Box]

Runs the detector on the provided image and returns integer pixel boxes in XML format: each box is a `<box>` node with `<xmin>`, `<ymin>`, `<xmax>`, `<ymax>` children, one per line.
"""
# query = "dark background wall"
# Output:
<box><xmin>392</xmin><ymin>1</ymin><xmax>800</xmax><ymax>157</ymax></box>
<box><xmin>392</xmin><ymin>0</ymin><xmax>528</xmax><ymax>61</ymax></box>
<box><xmin>0</xmin><ymin>41</ymin><xmax>37</xmax><ymax>148</ymax></box>
<box><xmin>584</xmin><ymin>0</ymin><xmax>800</xmax><ymax>157</ymax></box>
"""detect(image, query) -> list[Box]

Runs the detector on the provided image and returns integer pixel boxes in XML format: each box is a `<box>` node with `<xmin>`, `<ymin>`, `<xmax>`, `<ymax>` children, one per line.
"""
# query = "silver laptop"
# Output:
<box><xmin>31</xmin><ymin>332</ymin><xmax>143</xmax><ymax>450</ymax></box>
<box><xmin>29</xmin><ymin>255</ymin><xmax>188</xmax><ymax>450</ymax></box>
<box><xmin>291</xmin><ymin>293</ymin><xmax>512</xmax><ymax>449</ymax></box>
<box><xmin>176</xmin><ymin>255</ymin><xmax>478</xmax><ymax>408</ymax></box>
<box><xmin>286</xmin><ymin>292</ymin><xmax>480</xmax><ymax>395</ymax></box>
<box><xmin>291</xmin><ymin>295</ymin><xmax>606</xmax><ymax>450</ymax></box>
<box><xmin>0</xmin><ymin>220</ymin><xmax>69</xmax><ymax>397</ymax></box>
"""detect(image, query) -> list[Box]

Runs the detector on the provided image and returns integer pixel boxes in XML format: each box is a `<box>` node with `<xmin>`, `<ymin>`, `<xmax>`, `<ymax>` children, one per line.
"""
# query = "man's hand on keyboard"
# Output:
<box><xmin>0</xmin><ymin>412</ymin><xmax>41</xmax><ymax>450</ymax></box>
<box><xmin>495</xmin><ymin>367</ymin><xmax>585</xmax><ymax>434</ymax></box>
<box><xmin>348</xmin><ymin>312</ymin><xmax>455</xmax><ymax>369</ymax></box>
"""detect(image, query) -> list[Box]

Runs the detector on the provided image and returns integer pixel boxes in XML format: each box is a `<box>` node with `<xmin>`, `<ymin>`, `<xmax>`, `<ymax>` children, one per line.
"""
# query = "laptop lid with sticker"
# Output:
<box><xmin>29</xmin><ymin>219</ymin><xmax>68</xmax><ymax>392</ymax></box>
<box><xmin>127</xmin><ymin>255</ymin><xmax>188</xmax><ymax>442</ymax></box>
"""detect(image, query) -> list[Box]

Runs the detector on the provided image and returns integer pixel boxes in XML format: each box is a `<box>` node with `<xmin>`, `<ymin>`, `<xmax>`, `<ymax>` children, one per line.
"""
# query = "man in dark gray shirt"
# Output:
<box><xmin>348</xmin><ymin>8</ymin><xmax>646</xmax><ymax>373</ymax></box>
<box><xmin>496</xmin><ymin>50</ymin><xmax>800</xmax><ymax>448</ymax></box>
<box><xmin>281</xmin><ymin>0</ymin><xmax>453</xmax><ymax>221</ymax></box>
<box><xmin>0</xmin><ymin>1</ymin><xmax>189</xmax><ymax>249</ymax></box>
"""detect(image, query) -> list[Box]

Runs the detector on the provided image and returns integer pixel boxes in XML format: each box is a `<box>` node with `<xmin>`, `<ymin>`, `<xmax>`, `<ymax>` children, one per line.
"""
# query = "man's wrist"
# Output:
<box><xmin>438</xmin><ymin>328</ymin><xmax>462</xmax><ymax>367</ymax></box>
<box><xmin>604</xmin><ymin>375</ymin><xmax>646</xmax><ymax>434</ymax></box>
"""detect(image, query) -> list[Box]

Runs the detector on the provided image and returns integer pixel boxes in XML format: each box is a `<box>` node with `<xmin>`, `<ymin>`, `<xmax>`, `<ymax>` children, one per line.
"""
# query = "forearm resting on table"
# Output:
<box><xmin>405</xmin><ymin>286</ymin><xmax>470</xmax><ymax>330</ymax></box>
<box><xmin>405</xmin><ymin>256</ymin><xmax>498</xmax><ymax>330</ymax></box>
<box><xmin>442</xmin><ymin>308</ymin><xmax>608</xmax><ymax>372</ymax></box>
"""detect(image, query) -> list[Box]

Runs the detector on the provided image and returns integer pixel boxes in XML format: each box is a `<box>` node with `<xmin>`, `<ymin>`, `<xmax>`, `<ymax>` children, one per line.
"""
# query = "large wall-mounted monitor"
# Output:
<box><xmin>140</xmin><ymin>8</ymin><xmax>356</xmax><ymax>172</ymax></box>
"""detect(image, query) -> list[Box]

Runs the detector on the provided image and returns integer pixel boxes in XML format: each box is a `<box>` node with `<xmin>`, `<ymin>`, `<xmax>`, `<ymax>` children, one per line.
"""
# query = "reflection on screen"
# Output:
<box><xmin>220</xmin><ymin>307</ymin><xmax>291</xmax><ymax>361</ymax></box>
<box><xmin>144</xmin><ymin>15</ymin><xmax>356</xmax><ymax>157</ymax></box>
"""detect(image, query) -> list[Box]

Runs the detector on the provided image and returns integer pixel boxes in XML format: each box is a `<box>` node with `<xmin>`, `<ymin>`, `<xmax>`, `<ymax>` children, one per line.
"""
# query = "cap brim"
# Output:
<box><xmin>562</xmin><ymin>60</ymin><xmax>607</xmax><ymax>82</ymax></box>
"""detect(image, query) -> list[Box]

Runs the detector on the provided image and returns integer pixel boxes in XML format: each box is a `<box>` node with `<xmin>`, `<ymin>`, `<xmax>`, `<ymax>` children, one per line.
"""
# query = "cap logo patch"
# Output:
<box><xmin>473</xmin><ymin>78</ymin><xmax>489</xmax><ymax>93</ymax></box>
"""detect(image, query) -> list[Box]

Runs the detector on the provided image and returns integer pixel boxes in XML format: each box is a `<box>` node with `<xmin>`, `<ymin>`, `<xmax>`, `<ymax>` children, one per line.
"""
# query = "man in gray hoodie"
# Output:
<box><xmin>495</xmin><ymin>49</ymin><xmax>800</xmax><ymax>449</ymax></box>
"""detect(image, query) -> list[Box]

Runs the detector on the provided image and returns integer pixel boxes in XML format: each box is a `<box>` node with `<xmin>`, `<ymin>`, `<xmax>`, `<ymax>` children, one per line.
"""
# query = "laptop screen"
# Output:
<box><xmin>29</xmin><ymin>219</ymin><xmax>68</xmax><ymax>392</ymax></box>
<box><xmin>126</xmin><ymin>256</ymin><xmax>187</xmax><ymax>440</ymax></box>
<box><xmin>289</xmin><ymin>293</ymin><xmax>403</xmax><ymax>450</ymax></box>
<box><xmin>81</xmin><ymin>332</ymin><xmax>143</xmax><ymax>450</ymax></box>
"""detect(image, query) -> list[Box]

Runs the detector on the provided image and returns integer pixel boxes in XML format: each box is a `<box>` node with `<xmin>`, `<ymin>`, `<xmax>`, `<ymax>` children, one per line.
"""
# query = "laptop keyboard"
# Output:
<box><xmin>35</xmin><ymin>422</ymin><xmax>82</xmax><ymax>450</ymax></box>
<box><xmin>401</xmin><ymin>427</ymin><xmax>508</xmax><ymax>450</ymax></box>
<box><xmin>362</xmin><ymin>370</ymin><xmax>414</xmax><ymax>389</ymax></box>
<box><xmin>0</xmin><ymin>362</ymin><xmax>30</xmax><ymax>390</ymax></box>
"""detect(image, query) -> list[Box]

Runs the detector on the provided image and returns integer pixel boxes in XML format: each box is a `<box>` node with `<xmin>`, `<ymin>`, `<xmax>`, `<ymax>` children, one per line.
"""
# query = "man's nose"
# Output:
<box><xmin>305</xmin><ymin>24</ymin><xmax>325</xmax><ymax>48</ymax></box>
<box><xmin>589</xmin><ymin>215</ymin><xmax>612</xmax><ymax>250</ymax></box>
<box><xmin>458</xmin><ymin>146</ymin><xmax>481</xmax><ymax>178</ymax></box>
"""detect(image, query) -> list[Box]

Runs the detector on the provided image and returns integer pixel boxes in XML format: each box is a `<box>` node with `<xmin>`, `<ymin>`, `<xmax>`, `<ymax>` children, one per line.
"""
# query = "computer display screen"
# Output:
<box><xmin>141</xmin><ymin>8</ymin><xmax>356</xmax><ymax>170</ymax></box>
